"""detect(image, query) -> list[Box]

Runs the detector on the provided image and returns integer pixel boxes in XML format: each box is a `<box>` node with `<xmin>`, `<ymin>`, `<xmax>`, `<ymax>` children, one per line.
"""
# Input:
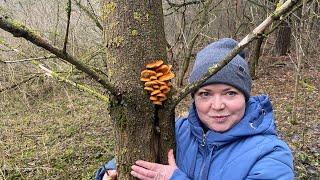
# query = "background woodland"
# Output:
<box><xmin>0</xmin><ymin>0</ymin><xmax>319</xmax><ymax>179</ymax></box>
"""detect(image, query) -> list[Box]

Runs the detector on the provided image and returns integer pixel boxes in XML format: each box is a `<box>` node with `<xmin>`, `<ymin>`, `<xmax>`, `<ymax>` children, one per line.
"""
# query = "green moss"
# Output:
<box><xmin>207</xmin><ymin>63</ymin><xmax>219</xmax><ymax>74</ymax></box>
<box><xmin>133</xmin><ymin>12</ymin><xmax>141</xmax><ymax>21</ymax></box>
<box><xmin>0</xmin><ymin>37</ymin><xmax>5</xmax><ymax>44</ymax></box>
<box><xmin>106</xmin><ymin>21</ymin><xmax>119</xmax><ymax>30</ymax></box>
<box><xmin>107</xmin><ymin>36</ymin><xmax>124</xmax><ymax>47</ymax></box>
<box><xmin>131</xmin><ymin>29</ymin><xmax>138</xmax><ymax>36</ymax></box>
<box><xmin>102</xmin><ymin>2</ymin><xmax>116</xmax><ymax>19</ymax></box>
<box><xmin>9</xmin><ymin>18</ymin><xmax>37</xmax><ymax>36</ymax></box>
<box><xmin>114</xmin><ymin>107</ymin><xmax>128</xmax><ymax>129</ymax></box>
<box><xmin>145</xmin><ymin>13</ymin><xmax>150</xmax><ymax>21</ymax></box>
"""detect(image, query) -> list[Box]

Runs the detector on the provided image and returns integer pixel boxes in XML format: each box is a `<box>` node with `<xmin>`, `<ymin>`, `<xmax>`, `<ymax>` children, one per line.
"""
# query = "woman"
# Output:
<box><xmin>96</xmin><ymin>38</ymin><xmax>294</xmax><ymax>180</ymax></box>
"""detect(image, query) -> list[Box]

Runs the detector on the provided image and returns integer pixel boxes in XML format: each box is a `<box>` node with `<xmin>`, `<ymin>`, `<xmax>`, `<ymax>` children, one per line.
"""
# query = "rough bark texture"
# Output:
<box><xmin>274</xmin><ymin>21</ymin><xmax>291</xmax><ymax>56</ymax></box>
<box><xmin>249</xmin><ymin>37</ymin><xmax>264</xmax><ymax>79</ymax></box>
<box><xmin>101</xmin><ymin>0</ymin><xmax>174</xmax><ymax>179</ymax></box>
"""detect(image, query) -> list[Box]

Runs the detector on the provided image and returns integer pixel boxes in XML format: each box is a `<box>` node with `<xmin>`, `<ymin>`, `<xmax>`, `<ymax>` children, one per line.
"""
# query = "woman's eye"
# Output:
<box><xmin>226</xmin><ymin>91</ymin><xmax>237</xmax><ymax>96</ymax></box>
<box><xmin>200</xmin><ymin>92</ymin><xmax>209</xmax><ymax>97</ymax></box>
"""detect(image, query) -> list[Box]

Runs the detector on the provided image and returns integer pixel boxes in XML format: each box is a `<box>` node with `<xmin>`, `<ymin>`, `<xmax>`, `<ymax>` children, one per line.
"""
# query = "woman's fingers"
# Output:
<box><xmin>131</xmin><ymin>169</ymin><xmax>154</xmax><ymax>180</ymax></box>
<box><xmin>131</xmin><ymin>164</ymin><xmax>158</xmax><ymax>178</ymax></box>
<box><xmin>167</xmin><ymin>149</ymin><xmax>176</xmax><ymax>167</ymax></box>
<box><xmin>135</xmin><ymin>160</ymin><xmax>161</xmax><ymax>171</ymax></box>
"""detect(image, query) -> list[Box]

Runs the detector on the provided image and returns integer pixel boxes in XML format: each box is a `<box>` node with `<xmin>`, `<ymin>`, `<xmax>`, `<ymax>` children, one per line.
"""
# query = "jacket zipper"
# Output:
<box><xmin>201</xmin><ymin>130</ymin><xmax>206</xmax><ymax>146</ymax></box>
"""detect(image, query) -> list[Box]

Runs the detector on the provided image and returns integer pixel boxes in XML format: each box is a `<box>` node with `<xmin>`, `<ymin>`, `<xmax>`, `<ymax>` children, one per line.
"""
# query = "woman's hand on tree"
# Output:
<box><xmin>130</xmin><ymin>149</ymin><xmax>177</xmax><ymax>180</ymax></box>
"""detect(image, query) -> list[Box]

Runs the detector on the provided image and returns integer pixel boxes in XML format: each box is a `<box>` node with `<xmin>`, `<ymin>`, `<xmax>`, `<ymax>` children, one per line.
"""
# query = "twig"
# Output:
<box><xmin>165</xmin><ymin>0</ymin><xmax>202</xmax><ymax>8</ymax></box>
<box><xmin>176</xmin><ymin>0</ymin><xmax>214</xmax><ymax>86</ymax></box>
<box><xmin>0</xmin><ymin>55</ymin><xmax>56</xmax><ymax>63</ymax></box>
<box><xmin>63</xmin><ymin>0</ymin><xmax>72</xmax><ymax>53</ymax></box>
<box><xmin>247</xmin><ymin>0</ymin><xmax>273</xmax><ymax>10</ymax></box>
<box><xmin>37</xmin><ymin>63</ymin><xmax>109</xmax><ymax>103</ymax></box>
<box><xmin>0</xmin><ymin>16</ymin><xmax>119</xmax><ymax>97</ymax></box>
<box><xmin>0</xmin><ymin>40</ymin><xmax>108</xmax><ymax>102</ymax></box>
<box><xmin>171</xmin><ymin>0</ymin><xmax>302</xmax><ymax>108</ymax></box>
<box><xmin>265</xmin><ymin>0</ymin><xmax>308</xmax><ymax>36</ymax></box>
<box><xmin>73</xmin><ymin>0</ymin><xmax>103</xmax><ymax>31</ymax></box>
<box><xmin>0</xmin><ymin>75</ymin><xmax>39</xmax><ymax>93</ymax></box>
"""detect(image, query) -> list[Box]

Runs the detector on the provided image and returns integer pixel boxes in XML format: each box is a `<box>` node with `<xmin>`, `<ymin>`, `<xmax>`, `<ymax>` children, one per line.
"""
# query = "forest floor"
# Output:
<box><xmin>0</xmin><ymin>54</ymin><xmax>319</xmax><ymax>179</ymax></box>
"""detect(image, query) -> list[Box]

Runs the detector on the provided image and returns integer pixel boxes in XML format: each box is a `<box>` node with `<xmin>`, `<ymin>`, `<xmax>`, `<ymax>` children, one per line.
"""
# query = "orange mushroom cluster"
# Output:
<box><xmin>140</xmin><ymin>60</ymin><xmax>174</xmax><ymax>105</ymax></box>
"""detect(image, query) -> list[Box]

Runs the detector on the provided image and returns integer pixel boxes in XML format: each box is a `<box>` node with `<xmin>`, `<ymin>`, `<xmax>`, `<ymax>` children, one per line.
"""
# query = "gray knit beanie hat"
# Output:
<box><xmin>189</xmin><ymin>38</ymin><xmax>252</xmax><ymax>101</ymax></box>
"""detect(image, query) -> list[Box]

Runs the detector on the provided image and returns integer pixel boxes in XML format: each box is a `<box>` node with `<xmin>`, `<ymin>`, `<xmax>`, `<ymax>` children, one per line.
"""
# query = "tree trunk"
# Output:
<box><xmin>274</xmin><ymin>21</ymin><xmax>291</xmax><ymax>56</ymax></box>
<box><xmin>101</xmin><ymin>1</ymin><xmax>175</xmax><ymax>179</ymax></box>
<box><xmin>249</xmin><ymin>37</ymin><xmax>264</xmax><ymax>79</ymax></box>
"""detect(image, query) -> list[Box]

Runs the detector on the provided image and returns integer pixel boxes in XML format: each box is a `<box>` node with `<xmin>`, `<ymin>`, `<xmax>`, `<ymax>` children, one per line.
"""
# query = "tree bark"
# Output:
<box><xmin>274</xmin><ymin>20</ymin><xmax>291</xmax><ymax>56</ymax></box>
<box><xmin>101</xmin><ymin>0</ymin><xmax>174</xmax><ymax>179</ymax></box>
<box><xmin>249</xmin><ymin>37</ymin><xmax>264</xmax><ymax>79</ymax></box>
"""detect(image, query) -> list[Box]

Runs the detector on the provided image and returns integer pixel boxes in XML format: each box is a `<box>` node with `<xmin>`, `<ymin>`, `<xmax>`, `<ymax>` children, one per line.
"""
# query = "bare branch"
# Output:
<box><xmin>63</xmin><ymin>0</ymin><xmax>72</xmax><ymax>53</ymax></box>
<box><xmin>0</xmin><ymin>16</ymin><xmax>119</xmax><ymax>97</ymax></box>
<box><xmin>0</xmin><ymin>55</ymin><xmax>56</xmax><ymax>63</ymax></box>
<box><xmin>171</xmin><ymin>0</ymin><xmax>302</xmax><ymax>107</ymax></box>
<box><xmin>176</xmin><ymin>0</ymin><xmax>215</xmax><ymax>86</ymax></box>
<box><xmin>37</xmin><ymin>63</ymin><xmax>109</xmax><ymax>103</ymax></box>
<box><xmin>73</xmin><ymin>0</ymin><xmax>103</xmax><ymax>31</ymax></box>
<box><xmin>165</xmin><ymin>0</ymin><xmax>203</xmax><ymax>8</ymax></box>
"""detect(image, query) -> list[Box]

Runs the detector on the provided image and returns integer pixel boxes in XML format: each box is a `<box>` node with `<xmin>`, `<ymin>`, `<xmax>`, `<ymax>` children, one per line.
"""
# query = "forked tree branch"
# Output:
<box><xmin>171</xmin><ymin>0</ymin><xmax>302</xmax><ymax>107</ymax></box>
<box><xmin>0</xmin><ymin>16</ymin><xmax>119</xmax><ymax>97</ymax></box>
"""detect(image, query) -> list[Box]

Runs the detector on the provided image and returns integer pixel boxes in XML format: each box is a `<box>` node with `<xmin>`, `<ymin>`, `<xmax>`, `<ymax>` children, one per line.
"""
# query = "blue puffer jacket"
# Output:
<box><xmin>95</xmin><ymin>95</ymin><xmax>294</xmax><ymax>180</ymax></box>
<box><xmin>172</xmin><ymin>95</ymin><xmax>294</xmax><ymax>179</ymax></box>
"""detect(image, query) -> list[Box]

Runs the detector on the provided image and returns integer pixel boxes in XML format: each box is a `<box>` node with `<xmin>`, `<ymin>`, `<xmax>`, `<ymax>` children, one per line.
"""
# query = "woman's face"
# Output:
<box><xmin>194</xmin><ymin>84</ymin><xmax>246</xmax><ymax>133</ymax></box>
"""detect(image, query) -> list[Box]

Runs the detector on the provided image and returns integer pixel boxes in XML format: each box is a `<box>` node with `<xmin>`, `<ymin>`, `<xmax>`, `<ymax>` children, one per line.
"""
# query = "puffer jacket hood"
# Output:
<box><xmin>188</xmin><ymin>95</ymin><xmax>277</xmax><ymax>147</ymax></box>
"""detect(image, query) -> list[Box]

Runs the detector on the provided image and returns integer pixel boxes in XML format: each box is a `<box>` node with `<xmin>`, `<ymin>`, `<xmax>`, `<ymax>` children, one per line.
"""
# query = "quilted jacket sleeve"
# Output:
<box><xmin>170</xmin><ymin>169</ymin><xmax>191</xmax><ymax>180</ymax></box>
<box><xmin>246</xmin><ymin>144</ymin><xmax>294</xmax><ymax>180</ymax></box>
<box><xmin>94</xmin><ymin>158</ymin><xmax>116</xmax><ymax>180</ymax></box>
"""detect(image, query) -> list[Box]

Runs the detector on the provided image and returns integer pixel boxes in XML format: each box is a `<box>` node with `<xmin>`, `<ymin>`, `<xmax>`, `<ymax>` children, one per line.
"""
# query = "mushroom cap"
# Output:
<box><xmin>153</xmin><ymin>85</ymin><xmax>160</xmax><ymax>89</ymax></box>
<box><xmin>159</xmin><ymin>72</ymin><xmax>175</xmax><ymax>81</ymax></box>
<box><xmin>157</xmin><ymin>93</ymin><xmax>166</xmax><ymax>98</ymax></box>
<box><xmin>157</xmin><ymin>64</ymin><xmax>172</xmax><ymax>74</ymax></box>
<box><xmin>150</xmin><ymin>96</ymin><xmax>158</xmax><ymax>101</ymax></box>
<box><xmin>156</xmin><ymin>65</ymin><xmax>169</xmax><ymax>74</ymax></box>
<box><xmin>151</xmin><ymin>89</ymin><xmax>161</xmax><ymax>96</ymax></box>
<box><xmin>156</xmin><ymin>72</ymin><xmax>164</xmax><ymax>77</ymax></box>
<box><xmin>144</xmin><ymin>87</ymin><xmax>154</xmax><ymax>92</ymax></box>
<box><xmin>146</xmin><ymin>60</ymin><xmax>164</xmax><ymax>69</ymax></box>
<box><xmin>160</xmin><ymin>85</ymin><xmax>169</xmax><ymax>91</ymax></box>
<box><xmin>141</xmin><ymin>70</ymin><xmax>157</xmax><ymax>78</ymax></box>
<box><xmin>145</xmin><ymin>81</ymin><xmax>158</xmax><ymax>87</ymax></box>
<box><xmin>150</xmin><ymin>76</ymin><xmax>157</xmax><ymax>80</ymax></box>
<box><xmin>152</xmin><ymin>101</ymin><xmax>162</xmax><ymax>105</ymax></box>
<box><xmin>159</xmin><ymin>96</ymin><xmax>167</xmax><ymax>101</ymax></box>
<box><xmin>155</xmin><ymin>80</ymin><xmax>166</xmax><ymax>85</ymax></box>
<box><xmin>140</xmin><ymin>77</ymin><xmax>150</xmax><ymax>82</ymax></box>
<box><xmin>161</xmin><ymin>86</ymin><xmax>171</xmax><ymax>94</ymax></box>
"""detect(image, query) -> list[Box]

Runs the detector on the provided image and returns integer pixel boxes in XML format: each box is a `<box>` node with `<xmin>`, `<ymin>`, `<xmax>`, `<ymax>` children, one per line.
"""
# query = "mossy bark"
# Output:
<box><xmin>101</xmin><ymin>0</ymin><xmax>175</xmax><ymax>179</ymax></box>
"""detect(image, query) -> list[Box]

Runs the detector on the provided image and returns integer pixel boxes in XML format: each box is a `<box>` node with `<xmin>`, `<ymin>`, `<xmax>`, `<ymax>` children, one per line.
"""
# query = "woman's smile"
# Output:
<box><xmin>194</xmin><ymin>84</ymin><xmax>246</xmax><ymax>132</ymax></box>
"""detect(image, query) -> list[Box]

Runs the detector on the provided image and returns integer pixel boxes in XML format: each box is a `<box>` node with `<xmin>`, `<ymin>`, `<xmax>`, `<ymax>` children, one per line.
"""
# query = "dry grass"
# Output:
<box><xmin>0</xmin><ymin>79</ymin><xmax>115</xmax><ymax>179</ymax></box>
